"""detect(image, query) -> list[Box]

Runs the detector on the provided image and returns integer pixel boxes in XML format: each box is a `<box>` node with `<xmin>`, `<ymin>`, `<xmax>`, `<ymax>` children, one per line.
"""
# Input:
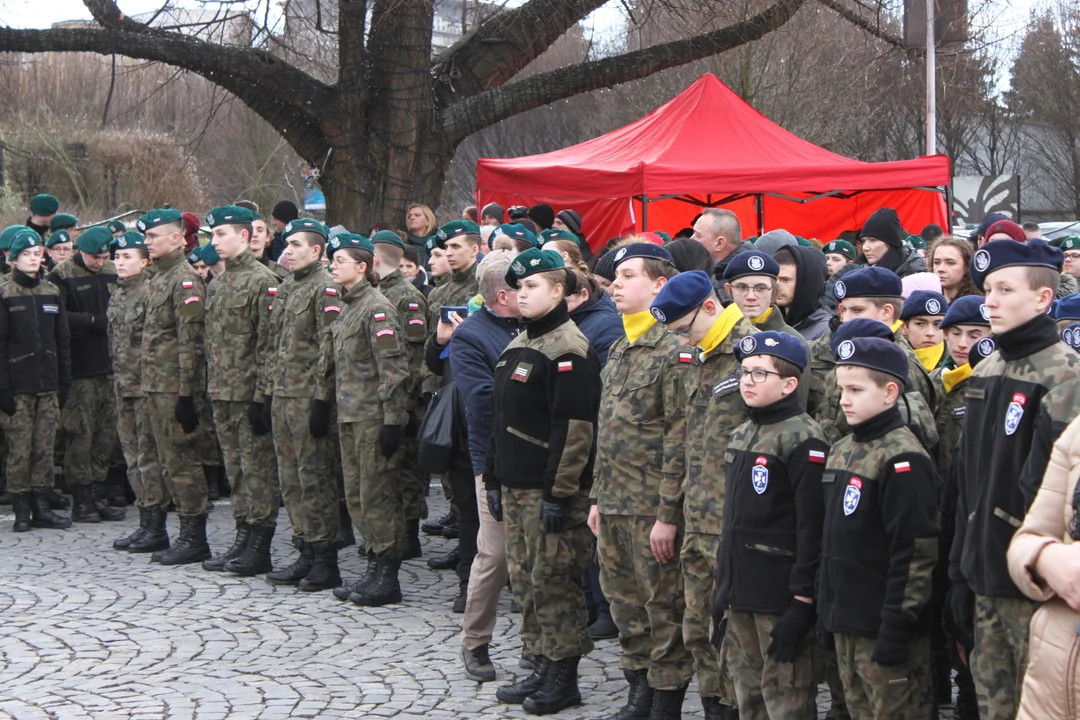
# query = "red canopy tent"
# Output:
<box><xmin>475</xmin><ymin>74</ymin><xmax>952</xmax><ymax>250</ymax></box>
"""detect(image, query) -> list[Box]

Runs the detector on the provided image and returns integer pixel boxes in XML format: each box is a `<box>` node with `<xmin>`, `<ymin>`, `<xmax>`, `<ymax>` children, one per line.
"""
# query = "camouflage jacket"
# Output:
<box><xmin>204</xmin><ymin>250</ymin><xmax>277</xmax><ymax>402</ymax></box>
<box><xmin>683</xmin><ymin>314</ymin><xmax>757</xmax><ymax>534</ymax></box>
<box><xmin>266</xmin><ymin>260</ymin><xmax>342</xmax><ymax>399</ymax></box>
<box><xmin>930</xmin><ymin>364</ymin><xmax>968</xmax><ymax>482</ymax></box>
<box><xmin>423</xmin><ymin>262</ymin><xmax>479</xmax><ymax>392</ymax></box>
<box><xmin>257</xmin><ymin>253</ymin><xmax>289</xmax><ymax>281</ymax></box>
<box><xmin>316</xmin><ymin>278</ymin><xmax>409</xmax><ymax>426</ymax></box>
<box><xmin>819</xmin><ymin>406</ymin><xmax>940</xmax><ymax>638</ymax></box>
<box><xmin>591</xmin><ymin>319</ymin><xmax>690</xmax><ymax>524</ymax></box>
<box><xmin>378</xmin><ymin>270</ymin><xmax>428</xmax><ymax>409</ymax></box>
<box><xmin>107</xmin><ymin>269</ymin><xmax>154</xmax><ymax>398</ymax></box>
<box><xmin>755</xmin><ymin>306</ymin><xmax>811</xmax><ymax>410</ymax></box>
<box><xmin>48</xmin><ymin>255</ymin><xmax>118</xmax><ymax>379</ymax></box>
<box><xmin>141</xmin><ymin>246</ymin><xmax>206</xmax><ymax>396</ymax></box>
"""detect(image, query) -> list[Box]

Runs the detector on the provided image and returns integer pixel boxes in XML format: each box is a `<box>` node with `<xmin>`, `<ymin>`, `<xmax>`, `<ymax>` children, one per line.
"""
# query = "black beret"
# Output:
<box><xmin>722</xmin><ymin>249</ymin><xmax>779</xmax><ymax>281</ymax></box>
<box><xmin>734</xmin><ymin>330</ymin><xmax>809</xmax><ymax>371</ymax></box>
<box><xmin>831</xmin><ymin>318</ymin><xmax>895</xmax><ymax>355</ymax></box>
<box><xmin>970</xmin><ymin>238</ymin><xmax>1063</xmax><ymax>292</ymax></box>
<box><xmin>941</xmin><ymin>295</ymin><xmax>989</xmax><ymax>328</ymax></box>
<box><xmin>833</xmin><ymin>266</ymin><xmax>903</xmax><ymax>300</ymax></box>
<box><xmin>834</xmin><ymin>337</ymin><xmax>908</xmax><ymax>388</ymax></box>
<box><xmin>612</xmin><ymin>242</ymin><xmax>675</xmax><ymax>269</ymax></box>
<box><xmin>900</xmin><ymin>291</ymin><xmax>948</xmax><ymax>321</ymax></box>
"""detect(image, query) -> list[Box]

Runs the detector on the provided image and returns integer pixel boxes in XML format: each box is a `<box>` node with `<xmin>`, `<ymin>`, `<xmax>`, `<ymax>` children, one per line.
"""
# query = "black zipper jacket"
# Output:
<box><xmin>0</xmin><ymin>269</ymin><xmax>72</xmax><ymax>395</ymax></box>
<box><xmin>47</xmin><ymin>254</ymin><xmax>117</xmax><ymax>378</ymax></box>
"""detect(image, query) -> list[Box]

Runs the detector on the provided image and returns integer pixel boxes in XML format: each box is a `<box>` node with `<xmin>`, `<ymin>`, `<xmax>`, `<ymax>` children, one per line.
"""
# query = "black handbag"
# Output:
<box><xmin>418</xmin><ymin>381</ymin><xmax>457</xmax><ymax>474</ymax></box>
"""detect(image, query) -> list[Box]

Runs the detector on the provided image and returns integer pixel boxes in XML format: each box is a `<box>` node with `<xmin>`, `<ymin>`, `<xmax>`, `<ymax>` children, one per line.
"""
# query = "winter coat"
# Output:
<box><xmin>568</xmin><ymin>291</ymin><xmax>621</xmax><ymax>367</ymax></box>
<box><xmin>777</xmin><ymin>245</ymin><xmax>831</xmax><ymax>342</ymax></box>
<box><xmin>1007</xmin><ymin>413</ymin><xmax>1080</xmax><ymax>720</ymax></box>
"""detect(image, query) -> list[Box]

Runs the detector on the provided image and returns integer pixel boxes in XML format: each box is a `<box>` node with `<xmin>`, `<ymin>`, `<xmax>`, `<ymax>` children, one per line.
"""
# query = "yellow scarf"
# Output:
<box><xmin>890</xmin><ymin>319</ymin><xmax>904</xmax><ymax>334</ymax></box>
<box><xmin>942</xmin><ymin>363</ymin><xmax>972</xmax><ymax>394</ymax></box>
<box><xmin>751</xmin><ymin>307</ymin><xmax>773</xmax><ymax>325</ymax></box>
<box><xmin>623</xmin><ymin>311</ymin><xmax>656</xmax><ymax>344</ymax></box>
<box><xmin>700</xmin><ymin>303</ymin><xmax>745</xmax><ymax>357</ymax></box>
<box><xmin>913</xmin><ymin>342</ymin><xmax>946</xmax><ymax>373</ymax></box>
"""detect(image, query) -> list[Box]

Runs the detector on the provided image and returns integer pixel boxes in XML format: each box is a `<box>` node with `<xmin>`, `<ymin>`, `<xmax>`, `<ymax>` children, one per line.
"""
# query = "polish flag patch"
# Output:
<box><xmin>325</xmin><ymin>305</ymin><xmax>341</xmax><ymax>313</ymax></box>
<box><xmin>808</xmin><ymin>450</ymin><xmax>826</xmax><ymax>464</ymax></box>
<box><xmin>376</xmin><ymin>328</ymin><xmax>395</xmax><ymax>337</ymax></box>
<box><xmin>512</xmin><ymin>367</ymin><xmax>529</xmax><ymax>381</ymax></box>
<box><xmin>373</xmin><ymin>312</ymin><xmax>386</xmax><ymax>321</ymax></box>
<box><xmin>325</xmin><ymin>288</ymin><xmax>338</xmax><ymax>296</ymax></box>
<box><xmin>267</xmin><ymin>287</ymin><xmax>277</xmax><ymax>295</ymax></box>
<box><xmin>182</xmin><ymin>280</ymin><xmax>194</xmax><ymax>289</ymax></box>
<box><xmin>407</xmin><ymin>302</ymin><xmax>420</xmax><ymax>311</ymax></box>
<box><xmin>184</xmin><ymin>296</ymin><xmax>200</xmax><ymax>305</ymax></box>
<box><xmin>678</xmin><ymin>352</ymin><xmax>694</xmax><ymax>363</ymax></box>
<box><xmin>894</xmin><ymin>461</ymin><xmax>911</xmax><ymax>473</ymax></box>
<box><xmin>558</xmin><ymin>361</ymin><xmax>573</xmax><ymax>372</ymax></box>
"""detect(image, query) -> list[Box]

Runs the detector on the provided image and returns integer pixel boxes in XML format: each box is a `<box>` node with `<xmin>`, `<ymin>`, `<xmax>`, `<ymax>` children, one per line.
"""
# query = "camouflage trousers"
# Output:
<box><xmin>195</xmin><ymin>393</ymin><xmax>221</xmax><ymax>467</ymax></box>
<box><xmin>212</xmin><ymin>399</ymin><xmax>279</xmax><ymax>527</ymax></box>
<box><xmin>115</xmin><ymin>394</ymin><xmax>168</xmax><ymax>511</ymax></box>
<box><xmin>681</xmin><ymin>531</ymin><xmax>734</xmax><ymax>701</ymax></box>
<box><xmin>504</xmin><ymin>486</ymin><xmax>594</xmax><ymax>661</ymax></box>
<box><xmin>146</xmin><ymin>392</ymin><xmax>208</xmax><ymax>517</ymax></box>
<box><xmin>272</xmin><ymin>396</ymin><xmax>341</xmax><ymax>543</ymax></box>
<box><xmin>62</xmin><ymin>376</ymin><xmax>117</xmax><ymax>487</ymax></box>
<box><xmin>834</xmin><ymin>633</ymin><xmax>932</xmax><ymax>720</ymax></box>
<box><xmin>972</xmin><ymin>594</ymin><xmax>1036</xmax><ymax>720</ymax></box>
<box><xmin>1</xmin><ymin>392</ymin><xmax>58</xmax><ymax>493</ymax></box>
<box><xmin>398</xmin><ymin>433</ymin><xmax>428</xmax><ymax>521</ymax></box>
<box><xmin>597</xmin><ymin>514</ymin><xmax>693</xmax><ymax>690</ymax></box>
<box><xmin>721</xmin><ymin>612</ymin><xmax>816</xmax><ymax>720</ymax></box>
<box><xmin>339</xmin><ymin>422</ymin><xmax>406</xmax><ymax>558</ymax></box>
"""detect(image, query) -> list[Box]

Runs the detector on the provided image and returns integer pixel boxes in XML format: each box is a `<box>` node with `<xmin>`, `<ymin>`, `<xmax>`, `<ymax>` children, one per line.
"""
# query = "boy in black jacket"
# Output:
<box><xmin>819</xmin><ymin>337</ymin><xmax>939</xmax><ymax>720</ymax></box>
<box><xmin>714</xmin><ymin>330</ymin><xmax>828</xmax><ymax>720</ymax></box>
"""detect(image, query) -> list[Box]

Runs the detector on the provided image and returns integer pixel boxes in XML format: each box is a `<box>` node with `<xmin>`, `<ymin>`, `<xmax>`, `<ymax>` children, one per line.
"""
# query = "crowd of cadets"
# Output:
<box><xmin>3</xmin><ymin>194</ymin><xmax>1079</xmax><ymax>720</ymax></box>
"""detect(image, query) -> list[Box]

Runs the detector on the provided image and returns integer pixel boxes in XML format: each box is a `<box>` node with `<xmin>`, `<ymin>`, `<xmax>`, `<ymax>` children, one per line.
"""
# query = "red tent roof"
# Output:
<box><xmin>476</xmin><ymin>74</ymin><xmax>951</xmax><ymax>197</ymax></box>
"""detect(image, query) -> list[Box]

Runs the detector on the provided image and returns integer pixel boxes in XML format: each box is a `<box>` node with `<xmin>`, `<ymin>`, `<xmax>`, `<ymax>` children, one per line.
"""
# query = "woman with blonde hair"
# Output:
<box><xmin>404</xmin><ymin>204</ymin><xmax>438</xmax><ymax>268</ymax></box>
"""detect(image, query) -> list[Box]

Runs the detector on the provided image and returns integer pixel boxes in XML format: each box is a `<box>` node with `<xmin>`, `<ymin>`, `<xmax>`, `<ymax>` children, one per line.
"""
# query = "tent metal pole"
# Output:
<box><xmin>755</xmin><ymin>195</ymin><xmax>764</xmax><ymax>235</ymax></box>
<box><xmin>642</xmin><ymin>195</ymin><xmax>649</xmax><ymax>231</ymax></box>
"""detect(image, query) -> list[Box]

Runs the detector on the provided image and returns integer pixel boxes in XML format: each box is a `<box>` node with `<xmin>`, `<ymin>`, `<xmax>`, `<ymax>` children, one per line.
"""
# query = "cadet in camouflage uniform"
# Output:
<box><xmin>371</xmin><ymin>230</ymin><xmax>429</xmax><ymax>558</ymax></box>
<box><xmin>264</xmin><ymin>218</ymin><xmax>345</xmax><ymax>592</ymax></box>
<box><xmin>485</xmin><ymin>249</ymin><xmax>600</xmax><ymax>716</ymax></box>
<box><xmin>107</xmin><ymin>231</ymin><xmax>170</xmax><ymax>553</ymax></box>
<box><xmin>316</xmin><ymin>234</ymin><xmax>410</xmax><ymax>607</ymax></box>
<box><xmin>199</xmin><ymin>206</ymin><xmax>280</xmax><ymax>577</ymax></box>
<box><xmin>820</xmin><ymin>338</ymin><xmax>939</xmax><ymax>720</ymax></box>
<box><xmin>138</xmin><ymin>208</ymin><xmax>212</xmax><ymax>566</ymax></box>
<box><xmin>48</xmin><ymin>225</ymin><xmax>125</xmax><ymax>523</ymax></box>
<box><xmin>650</xmin><ymin>263</ymin><xmax>757</xmax><ymax>720</ymax></box>
<box><xmin>950</xmin><ymin>239</ymin><xmax>1080</xmax><ymax>720</ymax></box>
<box><xmin>0</xmin><ymin>229</ymin><xmax>73</xmax><ymax>532</ymax></box>
<box><xmin>715</xmin><ymin>331</ymin><xmax>827</xmax><ymax>720</ymax></box>
<box><xmin>587</xmin><ymin>243</ymin><xmax>694</xmax><ymax>720</ymax></box>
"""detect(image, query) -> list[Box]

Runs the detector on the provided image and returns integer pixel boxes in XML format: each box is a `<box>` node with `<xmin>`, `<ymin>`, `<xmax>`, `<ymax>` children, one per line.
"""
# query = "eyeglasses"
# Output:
<box><xmin>330</xmin><ymin>257</ymin><xmax>361</xmax><ymax>267</ymax></box>
<box><xmin>673</xmin><ymin>305</ymin><xmax>702</xmax><ymax>338</ymax></box>
<box><xmin>731</xmin><ymin>283</ymin><xmax>772</xmax><ymax>296</ymax></box>
<box><xmin>736</xmin><ymin>367</ymin><xmax>783</xmax><ymax>384</ymax></box>
<box><xmin>1065</xmin><ymin>252</ymin><xmax>1080</xmax><ymax>263</ymax></box>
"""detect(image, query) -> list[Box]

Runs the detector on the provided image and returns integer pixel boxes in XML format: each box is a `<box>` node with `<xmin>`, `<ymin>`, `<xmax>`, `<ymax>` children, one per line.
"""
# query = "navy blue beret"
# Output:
<box><xmin>734</xmin><ymin>330</ymin><xmax>808</xmax><ymax>371</ymax></box>
<box><xmin>970</xmin><ymin>238</ymin><xmax>1063</xmax><ymax>293</ymax></box>
<box><xmin>613</xmin><ymin>242</ymin><xmax>675</xmax><ymax>269</ymax></box>
<box><xmin>1062</xmin><ymin>323</ymin><xmax>1080</xmax><ymax>352</ymax></box>
<box><xmin>940</xmin><ymin>295</ymin><xmax>989</xmax><ymax>328</ymax></box>
<box><xmin>831</xmin><ymin>318</ymin><xmax>895</xmax><ymax>355</ymax></box>
<box><xmin>970</xmin><ymin>336</ymin><xmax>997</xmax><ymax>367</ymax></box>
<box><xmin>722</xmin><ymin>249</ymin><xmax>779</xmax><ymax>281</ymax></box>
<box><xmin>650</xmin><ymin>270</ymin><xmax>712</xmax><ymax>323</ymax></box>
<box><xmin>1055</xmin><ymin>294</ymin><xmax>1080</xmax><ymax>322</ymax></box>
<box><xmin>833</xmin><ymin>266</ymin><xmax>903</xmax><ymax>301</ymax></box>
<box><xmin>834</xmin><ymin>336</ymin><xmax>908</xmax><ymax>388</ymax></box>
<box><xmin>900</xmin><ymin>290</ymin><xmax>948</xmax><ymax>321</ymax></box>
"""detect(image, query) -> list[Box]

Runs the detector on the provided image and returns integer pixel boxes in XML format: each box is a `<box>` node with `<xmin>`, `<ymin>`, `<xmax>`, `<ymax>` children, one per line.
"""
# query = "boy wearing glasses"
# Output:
<box><xmin>1059</xmin><ymin>236</ymin><xmax>1080</xmax><ymax>280</ymax></box>
<box><xmin>723</xmin><ymin>250</ymin><xmax>810</xmax><ymax>409</ymax></box>
<box><xmin>650</xmin><ymin>269</ymin><xmax>756</xmax><ymax>720</ymax></box>
<box><xmin>714</xmin><ymin>330</ymin><xmax>828</xmax><ymax>720</ymax></box>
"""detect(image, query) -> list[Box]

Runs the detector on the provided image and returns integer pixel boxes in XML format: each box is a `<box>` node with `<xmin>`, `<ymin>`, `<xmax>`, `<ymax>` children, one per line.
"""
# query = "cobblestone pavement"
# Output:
<box><xmin>0</xmin><ymin>488</ymin><xmax>957</xmax><ymax>720</ymax></box>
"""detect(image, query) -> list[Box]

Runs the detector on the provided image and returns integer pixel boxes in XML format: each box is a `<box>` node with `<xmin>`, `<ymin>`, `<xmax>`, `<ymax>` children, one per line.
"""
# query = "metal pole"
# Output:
<box><xmin>641</xmin><ymin>196</ymin><xmax>649</xmax><ymax>231</ymax></box>
<box><xmin>926</xmin><ymin>0</ymin><xmax>937</xmax><ymax>155</ymax></box>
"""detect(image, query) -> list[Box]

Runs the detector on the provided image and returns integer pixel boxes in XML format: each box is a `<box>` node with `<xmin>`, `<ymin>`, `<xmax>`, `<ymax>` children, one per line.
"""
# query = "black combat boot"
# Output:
<box><xmin>441</xmin><ymin>516</ymin><xmax>460</xmax><ymax>539</ymax></box>
<box><xmin>427</xmin><ymin>547</ymin><xmax>459</xmax><ymax>571</ymax></box>
<box><xmin>267</xmin><ymin>538</ymin><xmax>312</xmax><ymax>585</ymax></box>
<box><xmin>71</xmin><ymin>485</ymin><xmax>100</xmax><ymax>523</ymax></box>
<box><xmin>128</xmin><ymin>509</ymin><xmax>169</xmax><ymax>553</ymax></box>
<box><xmin>106</xmin><ymin>465</ymin><xmax>128</xmax><ymax>507</ymax></box>
<box><xmin>606</xmin><ymin>668</ymin><xmax>652</xmax><ymax>720</ymax></box>
<box><xmin>522</xmin><ymin>655</ymin><xmax>582</xmax><ymax>715</ymax></box>
<box><xmin>203</xmin><ymin>465</ymin><xmax>220</xmax><ymax>501</ymax></box>
<box><xmin>92</xmin><ymin>482</ymin><xmax>125</xmax><ymax>521</ymax></box>
<box><xmin>333</xmin><ymin>551</ymin><xmax>376</xmax><ymax>600</ymax></box>
<box><xmin>701</xmin><ymin>697</ymin><xmax>738</xmax><ymax>720</ymax></box>
<box><xmin>31</xmin><ymin>491</ymin><xmax>71</xmax><ymax>529</ymax></box>
<box><xmin>47</xmin><ymin>488</ymin><xmax>70</xmax><ymax>510</ymax></box>
<box><xmin>299</xmin><ymin>541</ymin><xmax>340</xmax><ymax>591</ymax></box>
<box><xmin>403</xmin><ymin>518</ymin><xmax>422</xmax><ymax>560</ymax></box>
<box><xmin>155</xmin><ymin>514</ymin><xmax>211</xmax><ymax>565</ymax></box>
<box><xmin>224</xmin><ymin>525</ymin><xmax>275</xmax><ymax>576</ymax></box>
<box><xmin>12</xmin><ymin>492</ymin><xmax>32</xmax><ymax>532</ymax></box>
<box><xmin>954</xmin><ymin>663</ymin><xmax>977</xmax><ymax>720</ymax></box>
<box><xmin>496</xmin><ymin>656</ymin><xmax>550</xmax><ymax>704</ymax></box>
<box><xmin>422</xmin><ymin>511</ymin><xmax>453</xmax><ymax>536</ymax></box>
<box><xmin>114</xmin><ymin>507</ymin><xmax>151</xmax><ymax>550</ymax></box>
<box><xmin>647</xmin><ymin>684</ymin><xmax>687</xmax><ymax>720</ymax></box>
<box><xmin>333</xmin><ymin>502</ymin><xmax>356</xmax><ymax>550</ymax></box>
<box><xmin>0</xmin><ymin>475</ymin><xmax>12</xmax><ymax>506</ymax></box>
<box><xmin>202</xmin><ymin>521</ymin><xmax>251</xmax><ymax>571</ymax></box>
<box><xmin>348</xmin><ymin>555</ymin><xmax>403</xmax><ymax>606</ymax></box>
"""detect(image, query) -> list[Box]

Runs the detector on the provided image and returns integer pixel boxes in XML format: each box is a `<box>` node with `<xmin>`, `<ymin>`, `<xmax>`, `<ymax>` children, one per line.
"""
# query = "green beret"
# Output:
<box><xmin>433</xmin><ymin>220</ymin><xmax>480</xmax><ymax>249</ymax></box>
<box><xmin>425</xmin><ymin>235</ymin><xmax>439</xmax><ymax>253</ymax></box>
<box><xmin>76</xmin><ymin>226</ymin><xmax>113</xmax><ymax>254</ymax></box>
<box><xmin>29</xmin><ymin>194</ymin><xmax>59</xmax><ymax>216</ymax></box>
<box><xmin>370</xmin><ymin>230</ymin><xmax>405</xmax><ymax>250</ymax></box>
<box><xmin>1062</xmin><ymin>236</ymin><xmax>1080</xmax><ymax>251</ymax></box>
<box><xmin>327</xmin><ymin>232</ymin><xmax>373</xmax><ymax>257</ymax></box>
<box><xmin>281</xmin><ymin>217</ymin><xmax>328</xmax><ymax>243</ymax></box>
<box><xmin>107</xmin><ymin>220</ymin><xmax>127</xmax><ymax>234</ymax></box>
<box><xmin>905</xmin><ymin>234</ymin><xmax>926</xmax><ymax>250</ymax></box>
<box><xmin>49</xmin><ymin>213</ymin><xmax>78</xmax><ymax>230</ymax></box>
<box><xmin>795</xmin><ymin>236</ymin><xmax>813</xmax><ymax>247</ymax></box>
<box><xmin>137</xmin><ymin>208</ymin><xmax>183</xmax><ymax>232</ymax></box>
<box><xmin>110</xmin><ymin>231</ymin><xmax>147</xmax><ymax>252</ymax></box>
<box><xmin>493</xmin><ymin>223</ymin><xmax>537</xmax><ymax>247</ymax></box>
<box><xmin>655</xmin><ymin>231</ymin><xmax>671</xmax><ymax>244</ymax></box>
<box><xmin>823</xmin><ymin>239</ymin><xmax>857</xmax><ymax>261</ymax></box>
<box><xmin>9</xmin><ymin>228</ymin><xmax>41</xmax><ymax>258</ymax></box>
<box><xmin>46</xmin><ymin>230</ymin><xmax>73</xmax><ymax>248</ymax></box>
<box><xmin>0</xmin><ymin>225</ymin><xmax>30</xmax><ymax>251</ymax></box>
<box><xmin>505</xmin><ymin>247</ymin><xmax>566</xmax><ymax>289</ymax></box>
<box><xmin>536</xmin><ymin>228</ymin><xmax>580</xmax><ymax>247</ymax></box>
<box><xmin>187</xmin><ymin>248</ymin><xmax>202</xmax><ymax>264</ymax></box>
<box><xmin>187</xmin><ymin>243</ymin><xmax>219</xmax><ymax>266</ymax></box>
<box><xmin>205</xmin><ymin>205</ymin><xmax>258</xmax><ymax>228</ymax></box>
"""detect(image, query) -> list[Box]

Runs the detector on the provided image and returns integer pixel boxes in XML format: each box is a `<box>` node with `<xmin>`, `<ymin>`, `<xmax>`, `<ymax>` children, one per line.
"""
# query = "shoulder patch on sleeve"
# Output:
<box><xmin>893</xmin><ymin>461</ymin><xmax>911</xmax><ymax>473</ymax></box>
<box><xmin>325</xmin><ymin>287</ymin><xmax>338</xmax><ymax>296</ymax></box>
<box><xmin>808</xmin><ymin>449</ymin><xmax>826</xmax><ymax>464</ymax></box>
<box><xmin>182</xmin><ymin>280</ymin><xmax>194</xmax><ymax>289</ymax></box>
<box><xmin>678</xmin><ymin>351</ymin><xmax>694</xmax><ymax>363</ymax></box>
<box><xmin>267</xmin><ymin>287</ymin><xmax>277</xmax><ymax>295</ymax></box>
<box><xmin>373</xmin><ymin>312</ymin><xmax>387</xmax><ymax>322</ymax></box>
<box><xmin>557</xmin><ymin>360</ymin><xmax>573</xmax><ymax>372</ymax></box>
<box><xmin>407</xmin><ymin>302</ymin><xmax>420</xmax><ymax>311</ymax></box>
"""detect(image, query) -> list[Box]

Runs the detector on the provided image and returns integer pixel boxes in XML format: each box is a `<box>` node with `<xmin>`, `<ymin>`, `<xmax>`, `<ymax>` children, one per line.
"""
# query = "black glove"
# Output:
<box><xmin>486</xmin><ymin>487</ymin><xmax>503</xmax><ymax>522</ymax></box>
<box><xmin>871</xmin><ymin>620</ymin><xmax>911</xmax><ymax>667</ymax></box>
<box><xmin>379</xmin><ymin>424</ymin><xmax>403</xmax><ymax>458</ymax></box>
<box><xmin>404</xmin><ymin>412</ymin><xmax>421</xmax><ymax>438</ymax></box>
<box><xmin>248</xmin><ymin>401</ymin><xmax>269</xmax><ymax>435</ymax></box>
<box><xmin>174</xmin><ymin>396</ymin><xmax>199</xmax><ymax>433</ymax></box>
<box><xmin>766</xmin><ymin>599</ymin><xmax>816</xmax><ymax>663</ymax></box>
<box><xmin>0</xmin><ymin>390</ymin><xmax>16</xmax><ymax>417</ymax></box>
<box><xmin>309</xmin><ymin>399</ymin><xmax>330</xmax><ymax>439</ymax></box>
<box><xmin>261</xmin><ymin>395</ymin><xmax>274</xmax><ymax>432</ymax></box>
<box><xmin>92</xmin><ymin>314</ymin><xmax>108</xmax><ymax>334</ymax></box>
<box><xmin>58</xmin><ymin>384</ymin><xmax>70</xmax><ymax>410</ymax></box>
<box><xmin>540</xmin><ymin>499</ymin><xmax>568</xmax><ymax>534</ymax></box>
<box><xmin>946</xmin><ymin>582</ymin><xmax>976</xmax><ymax>650</ymax></box>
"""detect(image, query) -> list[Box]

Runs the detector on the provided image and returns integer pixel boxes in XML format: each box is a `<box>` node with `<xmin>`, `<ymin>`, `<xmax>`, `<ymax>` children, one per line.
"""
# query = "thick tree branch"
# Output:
<box><xmin>815</xmin><ymin>0</ymin><xmax>904</xmax><ymax>49</ymax></box>
<box><xmin>83</xmin><ymin>0</ymin><xmax>161</xmax><ymax>34</ymax></box>
<box><xmin>431</xmin><ymin>0</ymin><xmax>608</xmax><ymax>108</ymax></box>
<box><xmin>442</xmin><ymin>0</ymin><xmax>808</xmax><ymax>143</ymax></box>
